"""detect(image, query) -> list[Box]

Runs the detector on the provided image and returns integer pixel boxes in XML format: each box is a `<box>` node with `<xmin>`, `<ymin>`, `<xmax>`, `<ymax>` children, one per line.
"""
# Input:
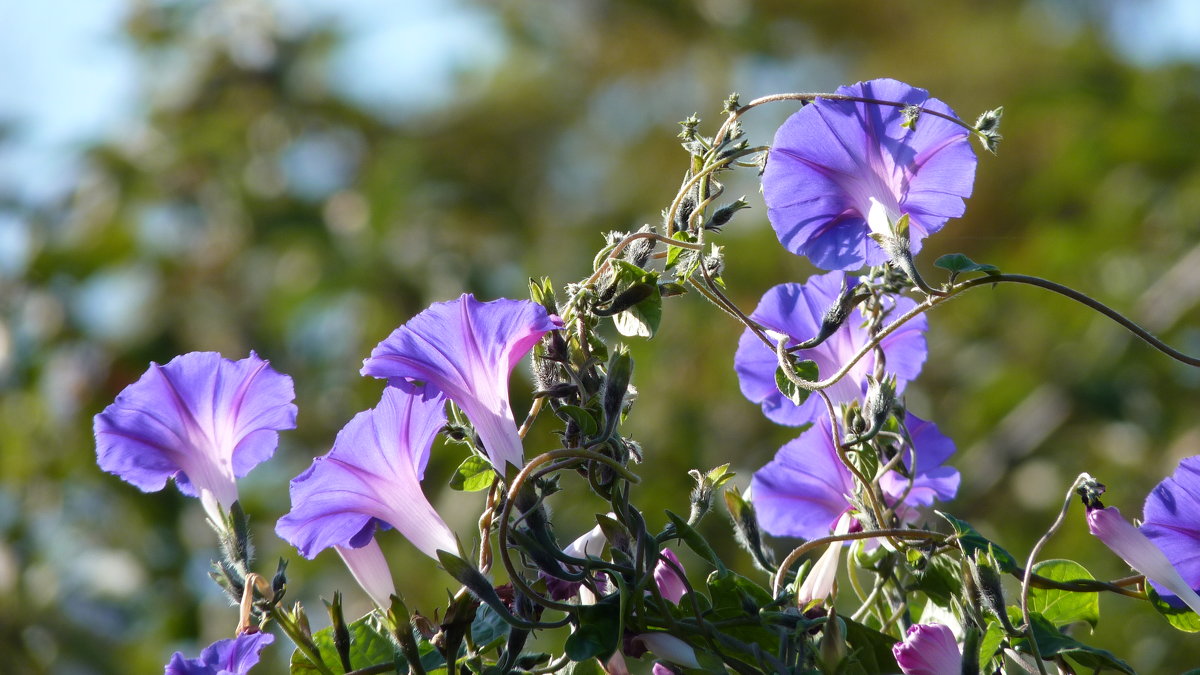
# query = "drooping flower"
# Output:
<box><xmin>164</xmin><ymin>631</ymin><xmax>274</xmax><ymax>675</ymax></box>
<box><xmin>95</xmin><ymin>351</ymin><xmax>296</xmax><ymax>524</ymax></box>
<box><xmin>795</xmin><ymin>514</ymin><xmax>852</xmax><ymax>609</ymax></box>
<box><xmin>763</xmin><ymin>78</ymin><xmax>977</xmax><ymax>270</ymax></box>
<box><xmin>362</xmin><ymin>294</ymin><xmax>562</xmax><ymax>470</ymax></box>
<box><xmin>891</xmin><ymin>623</ymin><xmax>961</xmax><ymax>675</ymax></box>
<box><xmin>276</xmin><ymin>387</ymin><xmax>458</xmax><ymax>605</ymax></box>
<box><xmin>750</xmin><ymin>414</ymin><xmax>957</xmax><ymax>540</ymax></box>
<box><xmin>653</xmin><ymin>548</ymin><xmax>687</xmax><ymax>604</ymax></box>
<box><xmin>1087</xmin><ymin>457</ymin><xmax>1200</xmax><ymax>615</ymax></box>
<box><xmin>734</xmin><ymin>272</ymin><xmax>927</xmax><ymax>427</ymax></box>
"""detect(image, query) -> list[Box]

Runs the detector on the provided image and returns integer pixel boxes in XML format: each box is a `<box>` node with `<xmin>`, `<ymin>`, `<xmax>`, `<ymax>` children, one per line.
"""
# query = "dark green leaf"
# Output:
<box><xmin>1011</xmin><ymin>611</ymin><xmax>1134</xmax><ymax>674</ymax></box>
<box><xmin>556</xmin><ymin>404</ymin><xmax>599</xmax><ymax>437</ymax></box>
<box><xmin>1149</xmin><ymin>586</ymin><xmax>1200</xmax><ymax>632</ymax></box>
<box><xmin>774</xmin><ymin>359</ymin><xmax>818</xmax><ymax>406</ymax></box>
<box><xmin>936</xmin><ymin>511</ymin><xmax>1020</xmax><ymax>574</ymax></box>
<box><xmin>1028</xmin><ymin>559</ymin><xmax>1100</xmax><ymax>629</ymax></box>
<box><xmin>978</xmin><ymin>618</ymin><xmax>1005</xmax><ymax>667</ymax></box>
<box><xmin>907</xmin><ymin>549</ymin><xmax>963</xmax><ymax>608</ymax></box>
<box><xmin>565</xmin><ymin>595</ymin><xmax>622</xmax><ymax>662</ymax></box>
<box><xmin>933</xmin><ymin>253</ymin><xmax>1000</xmax><ymax>280</ymax></box>
<box><xmin>665</xmin><ymin>231</ymin><xmax>697</xmax><ymax>270</ymax></box>
<box><xmin>664</xmin><ymin>510</ymin><xmax>725</xmax><ymax>573</ymax></box>
<box><xmin>449</xmin><ymin>455</ymin><xmax>496</xmax><ymax>492</ymax></box>
<box><xmin>561</xmin><ymin>658</ymin><xmax>607</xmax><ymax>675</ymax></box>
<box><xmin>707</xmin><ymin>569</ymin><xmax>772</xmax><ymax>612</ymax></box>
<box><xmin>841</xmin><ymin>617</ymin><xmax>901</xmax><ymax>675</ymax></box>
<box><xmin>470</xmin><ymin>603</ymin><xmax>512</xmax><ymax>652</ymax></box>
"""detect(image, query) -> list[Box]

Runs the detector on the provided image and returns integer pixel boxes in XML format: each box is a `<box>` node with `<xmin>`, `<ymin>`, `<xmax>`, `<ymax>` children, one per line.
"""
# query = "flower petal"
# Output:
<box><xmin>653</xmin><ymin>549</ymin><xmax>687</xmax><ymax>604</ymax></box>
<box><xmin>892</xmin><ymin>623</ymin><xmax>961</xmax><ymax>675</ymax></box>
<box><xmin>1088</xmin><ymin>505</ymin><xmax>1200</xmax><ymax>616</ymax></box>
<box><xmin>95</xmin><ymin>352</ymin><xmax>296</xmax><ymax>519</ymax></box>
<box><xmin>275</xmin><ymin>387</ymin><xmax>458</xmax><ymax>561</ymax></box>
<box><xmin>734</xmin><ymin>272</ymin><xmax>926</xmax><ymax>426</ymax></box>
<box><xmin>164</xmin><ymin>631</ymin><xmax>275</xmax><ymax>675</ymax></box>
<box><xmin>750</xmin><ymin>421</ymin><xmax>854</xmax><ymax>539</ymax></box>
<box><xmin>1141</xmin><ymin>456</ymin><xmax>1200</xmax><ymax>600</ymax></box>
<box><xmin>337</xmin><ymin>539</ymin><xmax>397</xmax><ymax>609</ymax></box>
<box><xmin>878</xmin><ymin>414</ymin><xmax>960</xmax><ymax>508</ymax></box>
<box><xmin>362</xmin><ymin>294</ymin><xmax>562</xmax><ymax>470</ymax></box>
<box><xmin>764</xmin><ymin>79</ymin><xmax>976</xmax><ymax>270</ymax></box>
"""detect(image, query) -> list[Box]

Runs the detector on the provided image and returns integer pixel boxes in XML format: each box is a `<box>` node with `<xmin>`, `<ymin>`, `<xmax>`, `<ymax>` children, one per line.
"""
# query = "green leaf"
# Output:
<box><xmin>556</xmin><ymin>404</ymin><xmax>599</xmax><ymax>437</ymax></box>
<box><xmin>933</xmin><ymin>253</ymin><xmax>1000</xmax><ymax>281</ymax></box>
<box><xmin>774</xmin><ymin>359</ymin><xmax>818</xmax><ymax>406</ymax></box>
<box><xmin>1011</xmin><ymin>610</ymin><xmax>1134</xmax><ymax>673</ymax></box>
<box><xmin>664</xmin><ymin>510</ymin><xmax>725</xmax><ymax>573</ymax></box>
<box><xmin>665</xmin><ymin>231</ymin><xmax>697</xmax><ymax>271</ymax></box>
<box><xmin>470</xmin><ymin>603</ymin><xmax>512</xmax><ymax>652</ymax></box>
<box><xmin>612</xmin><ymin>290</ymin><xmax>662</xmax><ymax>337</ymax></box>
<box><xmin>978</xmin><ymin>618</ymin><xmax>1005</xmax><ymax>667</ymax></box>
<box><xmin>1149</xmin><ymin>585</ymin><xmax>1200</xmax><ymax>632</ymax></box>
<box><xmin>565</xmin><ymin>595</ymin><xmax>622</xmax><ymax>662</ymax></box>
<box><xmin>907</xmin><ymin>550</ymin><xmax>963</xmax><ymax>608</ymax></box>
<box><xmin>290</xmin><ymin>614</ymin><xmax>400</xmax><ymax>674</ymax></box>
<box><xmin>936</xmin><ymin>511</ymin><xmax>1021</xmax><ymax>574</ymax></box>
<box><xmin>449</xmin><ymin>455</ymin><xmax>496</xmax><ymax>492</ymax></box>
<box><xmin>707</xmin><ymin>569</ymin><xmax>773</xmax><ymax>613</ymax></box>
<box><xmin>1028</xmin><ymin>559</ymin><xmax>1100</xmax><ymax>629</ymax></box>
<box><xmin>841</xmin><ymin>617</ymin><xmax>901</xmax><ymax>675</ymax></box>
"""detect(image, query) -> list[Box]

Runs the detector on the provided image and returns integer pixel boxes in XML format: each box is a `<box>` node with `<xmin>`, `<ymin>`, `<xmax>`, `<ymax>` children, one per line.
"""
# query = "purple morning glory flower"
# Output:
<box><xmin>362</xmin><ymin>293</ymin><xmax>562</xmax><ymax>470</ymax></box>
<box><xmin>763</xmin><ymin>78</ymin><xmax>977</xmax><ymax>270</ymax></box>
<box><xmin>1141</xmin><ymin>456</ymin><xmax>1200</xmax><ymax>605</ymax></box>
<box><xmin>891</xmin><ymin>623</ymin><xmax>961</xmax><ymax>675</ymax></box>
<box><xmin>1088</xmin><ymin>456</ymin><xmax>1200</xmax><ymax>614</ymax></box>
<box><xmin>276</xmin><ymin>387</ymin><xmax>458</xmax><ymax>602</ymax></box>
<box><xmin>165</xmin><ymin>631</ymin><xmax>274</xmax><ymax>675</ymax></box>
<box><xmin>750</xmin><ymin>413</ymin><xmax>958</xmax><ymax>540</ymax></box>
<box><xmin>94</xmin><ymin>351</ymin><xmax>296</xmax><ymax>524</ymax></box>
<box><xmin>653</xmin><ymin>548</ymin><xmax>687</xmax><ymax>604</ymax></box>
<box><xmin>735</xmin><ymin>271</ymin><xmax>927</xmax><ymax>426</ymax></box>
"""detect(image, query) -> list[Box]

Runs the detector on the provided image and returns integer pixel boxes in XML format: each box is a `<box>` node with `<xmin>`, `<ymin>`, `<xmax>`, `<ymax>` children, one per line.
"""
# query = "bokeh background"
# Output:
<box><xmin>5</xmin><ymin>0</ymin><xmax>1200</xmax><ymax>672</ymax></box>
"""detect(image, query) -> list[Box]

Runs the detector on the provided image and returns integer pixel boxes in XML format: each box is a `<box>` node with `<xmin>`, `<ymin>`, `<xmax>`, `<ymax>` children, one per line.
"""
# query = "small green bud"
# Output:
<box><xmin>900</xmin><ymin>104</ymin><xmax>920</xmax><ymax>130</ymax></box>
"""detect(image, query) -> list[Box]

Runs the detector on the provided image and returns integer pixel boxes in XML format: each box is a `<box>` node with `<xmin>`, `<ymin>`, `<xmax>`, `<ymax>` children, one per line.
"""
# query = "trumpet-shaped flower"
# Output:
<box><xmin>734</xmin><ymin>272</ymin><xmax>926</xmax><ymax>426</ymax></box>
<box><xmin>276</xmin><ymin>387</ymin><xmax>457</xmax><ymax>605</ymax></box>
<box><xmin>362</xmin><ymin>294</ymin><xmax>562</xmax><ymax>470</ymax></box>
<box><xmin>164</xmin><ymin>631</ymin><xmax>274</xmax><ymax>675</ymax></box>
<box><xmin>763</xmin><ymin>78</ymin><xmax>977</xmax><ymax>270</ymax></box>
<box><xmin>750</xmin><ymin>414</ymin><xmax>958</xmax><ymax>540</ymax></box>
<box><xmin>891</xmin><ymin>623</ymin><xmax>961</xmax><ymax>675</ymax></box>
<box><xmin>1087</xmin><ymin>456</ymin><xmax>1200</xmax><ymax>615</ymax></box>
<box><xmin>94</xmin><ymin>352</ymin><xmax>296</xmax><ymax>524</ymax></box>
<box><xmin>1141</xmin><ymin>456</ymin><xmax>1200</xmax><ymax>607</ymax></box>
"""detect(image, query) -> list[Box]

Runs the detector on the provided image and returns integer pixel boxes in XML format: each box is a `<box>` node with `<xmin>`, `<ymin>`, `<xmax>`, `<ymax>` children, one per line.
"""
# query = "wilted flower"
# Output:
<box><xmin>94</xmin><ymin>352</ymin><xmax>296</xmax><ymax>525</ymax></box>
<box><xmin>734</xmin><ymin>271</ymin><xmax>926</xmax><ymax>426</ymax></box>
<box><xmin>276</xmin><ymin>388</ymin><xmax>457</xmax><ymax>607</ymax></box>
<box><xmin>892</xmin><ymin>623</ymin><xmax>961</xmax><ymax>675</ymax></box>
<box><xmin>164</xmin><ymin>631</ymin><xmax>274</xmax><ymax>675</ymax></box>
<box><xmin>750</xmin><ymin>413</ymin><xmax>957</xmax><ymax>539</ymax></box>
<box><xmin>362</xmin><ymin>294</ymin><xmax>562</xmax><ymax>470</ymax></box>
<box><xmin>763</xmin><ymin>78</ymin><xmax>977</xmax><ymax>270</ymax></box>
<box><xmin>1087</xmin><ymin>456</ymin><xmax>1200</xmax><ymax>615</ymax></box>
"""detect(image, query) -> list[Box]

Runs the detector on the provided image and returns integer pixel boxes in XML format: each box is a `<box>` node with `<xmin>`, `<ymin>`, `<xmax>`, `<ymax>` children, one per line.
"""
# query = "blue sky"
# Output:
<box><xmin>1</xmin><ymin>0</ymin><xmax>1198</xmax><ymax>208</ymax></box>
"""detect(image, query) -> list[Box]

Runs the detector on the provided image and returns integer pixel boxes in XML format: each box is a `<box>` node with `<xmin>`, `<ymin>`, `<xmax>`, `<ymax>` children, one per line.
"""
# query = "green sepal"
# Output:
<box><xmin>449</xmin><ymin>455</ymin><xmax>496</xmax><ymax>492</ymax></box>
<box><xmin>1027</xmin><ymin>559</ymin><xmax>1100</xmax><ymax>629</ymax></box>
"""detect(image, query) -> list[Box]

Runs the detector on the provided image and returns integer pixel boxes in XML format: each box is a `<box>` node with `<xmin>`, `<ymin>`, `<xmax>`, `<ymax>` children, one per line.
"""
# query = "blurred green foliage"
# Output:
<box><xmin>5</xmin><ymin>0</ymin><xmax>1200</xmax><ymax>672</ymax></box>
